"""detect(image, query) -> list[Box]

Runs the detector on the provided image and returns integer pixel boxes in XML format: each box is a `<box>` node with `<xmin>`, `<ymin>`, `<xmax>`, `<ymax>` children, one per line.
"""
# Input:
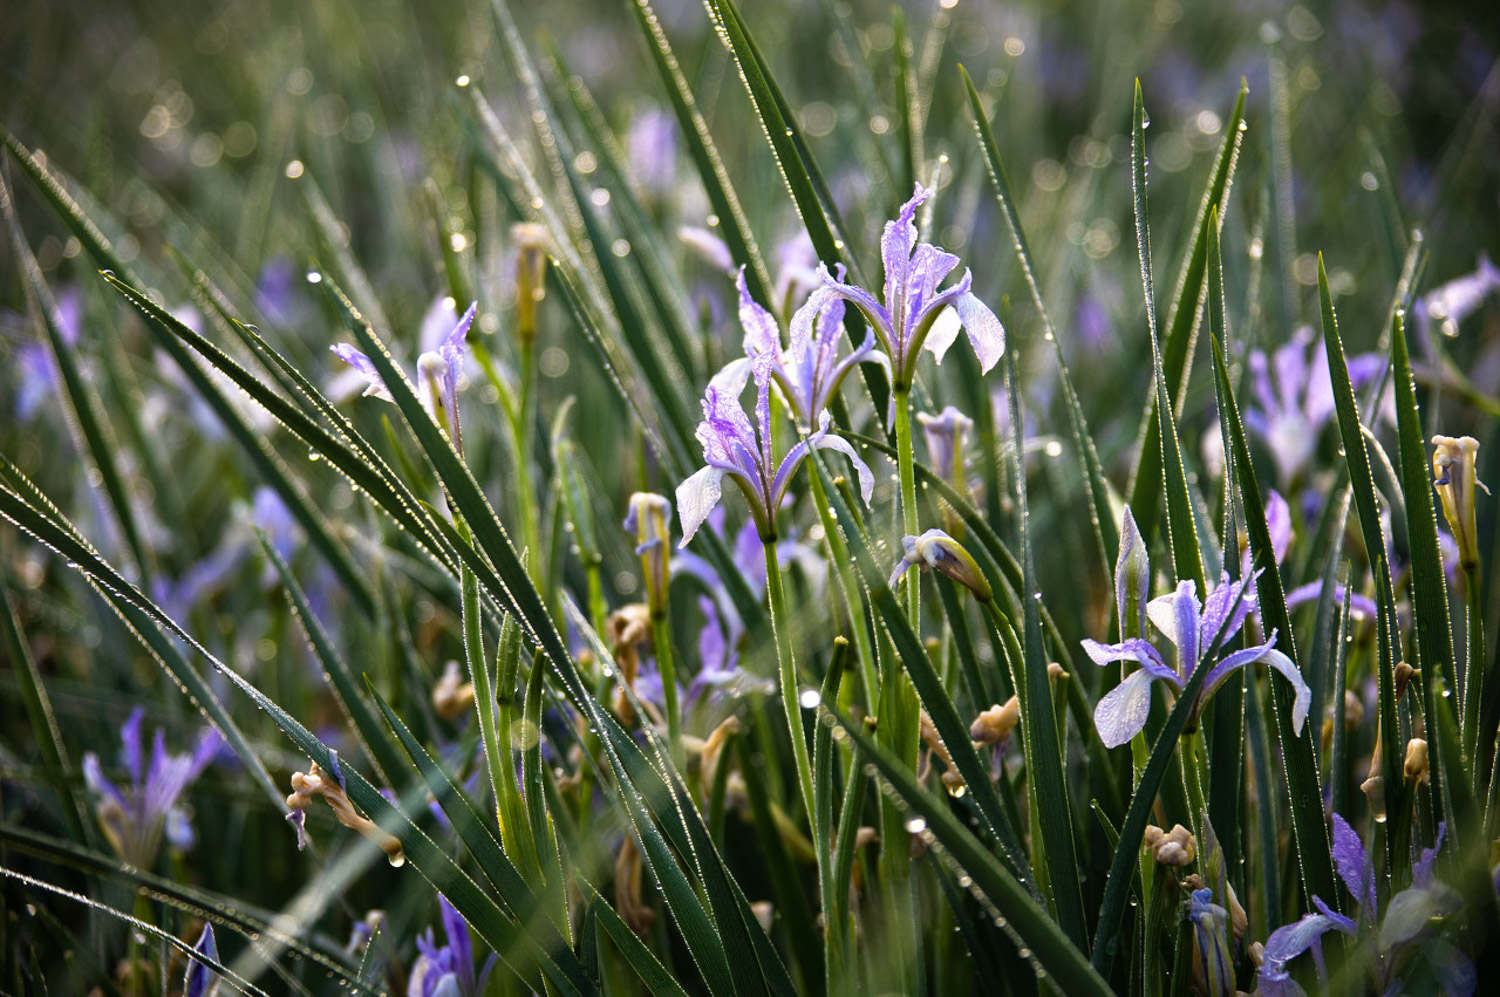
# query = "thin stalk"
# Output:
<box><xmin>459</xmin><ymin>519</ymin><xmax>507</xmax><ymax>831</ymax></box>
<box><xmin>650</xmin><ymin>609</ymin><xmax>682</xmax><ymax>766</ymax></box>
<box><xmin>515</xmin><ymin>335</ymin><xmax>544</xmax><ymax>586</ymax></box>
<box><xmin>764</xmin><ymin>541</ymin><xmax>817</xmax><ymax>826</ymax></box>
<box><xmin>893</xmin><ymin>388</ymin><xmax>921</xmax><ymax>624</ymax></box>
<box><xmin>808</xmin><ymin>468</ymin><xmax>880</xmax><ymax>710</ymax></box>
<box><xmin>886</xmin><ymin>388</ymin><xmax>924</xmax><ymax>992</ymax></box>
<box><xmin>1464</xmin><ymin>567</ymin><xmax>1486</xmax><ymax>789</ymax></box>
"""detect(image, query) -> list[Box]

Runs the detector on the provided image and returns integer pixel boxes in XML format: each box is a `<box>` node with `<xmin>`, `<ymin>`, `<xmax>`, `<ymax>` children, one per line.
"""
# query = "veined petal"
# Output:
<box><xmin>1094</xmin><ymin>668</ymin><xmax>1159</xmax><ymax>748</ymax></box>
<box><xmin>1331</xmin><ymin>812</ymin><xmax>1377</xmax><ymax>914</ymax></box>
<box><xmin>330</xmin><ymin>343</ymin><xmax>395</xmax><ymax>402</ymax></box>
<box><xmin>921</xmin><ymin>306</ymin><xmax>964</xmax><ymax>364</ymax></box>
<box><xmin>1148</xmin><ymin>580</ymin><xmax>1200</xmax><ymax>675</ymax></box>
<box><xmin>441</xmin><ymin>301</ymin><xmax>478</xmax><ymax>358</ymax></box>
<box><xmin>811</xmin><ymin>431</ymin><xmax>875</xmax><ymax>505</ymax></box>
<box><xmin>817</xmin><ymin>263</ymin><xmax>893</xmax><ymax>351</ymax></box>
<box><xmin>737</xmin><ymin>267</ymin><xmax>782</xmax><ymax>359</ymax></box>
<box><xmin>1263</xmin><ymin>647</ymin><xmax>1311</xmax><ymax>735</ymax></box>
<box><xmin>1200</xmin><ymin>572</ymin><xmax>1256</xmax><ymax>653</ymax></box>
<box><xmin>1080</xmin><ymin>637</ymin><xmax>1173</xmax><ymax>677</ymax></box>
<box><xmin>953</xmin><ymin>291</ymin><xmax>1006</xmax><ymax>372</ymax></box>
<box><xmin>676</xmin><ymin>466</ymin><xmax>725</xmax><ymax>547</ymax></box>
<box><xmin>882</xmin><ymin>183</ymin><xmax>930</xmax><ymax>311</ymax></box>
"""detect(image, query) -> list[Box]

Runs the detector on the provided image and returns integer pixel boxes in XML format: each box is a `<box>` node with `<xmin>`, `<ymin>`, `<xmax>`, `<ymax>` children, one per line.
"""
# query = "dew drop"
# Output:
<box><xmin>799</xmin><ymin>689</ymin><xmax>821</xmax><ymax>709</ymax></box>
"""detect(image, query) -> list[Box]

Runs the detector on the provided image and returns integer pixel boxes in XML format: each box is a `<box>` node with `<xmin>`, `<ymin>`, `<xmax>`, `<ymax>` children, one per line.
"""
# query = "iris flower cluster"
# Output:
<box><xmin>678</xmin><ymin>183</ymin><xmax>1002</xmax><ymax>548</ymax></box>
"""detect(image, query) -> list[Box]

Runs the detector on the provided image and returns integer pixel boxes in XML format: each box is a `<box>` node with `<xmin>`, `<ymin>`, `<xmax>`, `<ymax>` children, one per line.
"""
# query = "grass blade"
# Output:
<box><xmin>1318</xmin><ymin>257</ymin><xmax>1407</xmax><ymax>880</ymax></box>
<box><xmin>1004</xmin><ymin>352</ymin><xmax>1089</xmax><ymax>950</ymax></box>
<box><xmin>1124</xmin><ymin>81</ymin><xmax>1249</xmax><ymax>540</ymax></box>
<box><xmin>1129</xmin><ymin>80</ymin><xmax>1206</xmax><ymax>589</ymax></box>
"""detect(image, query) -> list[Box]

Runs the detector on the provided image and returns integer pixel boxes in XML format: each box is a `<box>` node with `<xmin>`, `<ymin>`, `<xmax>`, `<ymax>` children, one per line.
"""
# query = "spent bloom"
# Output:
<box><xmin>676</xmin><ymin>355</ymin><xmax>873</xmax><ymax>546</ymax></box>
<box><xmin>81</xmin><ymin>707</ymin><xmax>222</xmax><ymax>867</ymax></box>
<box><xmin>1431</xmin><ymin>435</ymin><xmax>1488</xmax><ymax>573</ymax></box>
<box><xmin>1187</xmin><ymin>888</ymin><xmax>1234</xmax><ymax>997</ymax></box>
<box><xmin>1083</xmin><ymin>510</ymin><xmax>1310</xmax><ymax>748</ymax></box>
<box><xmin>409</xmin><ymin>894</ymin><xmax>497</xmax><ymax>997</ymax></box>
<box><xmin>814</xmin><ymin>183</ymin><xmax>1004</xmax><ymax>387</ymax></box>
<box><xmin>738</xmin><ymin>267</ymin><xmax>887</xmax><ymax>427</ymax></box>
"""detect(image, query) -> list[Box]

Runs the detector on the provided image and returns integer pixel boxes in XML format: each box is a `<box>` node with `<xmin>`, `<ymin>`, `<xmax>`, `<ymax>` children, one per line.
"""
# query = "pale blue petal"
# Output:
<box><xmin>676</xmin><ymin>466</ymin><xmax>725</xmax><ymax>547</ymax></box>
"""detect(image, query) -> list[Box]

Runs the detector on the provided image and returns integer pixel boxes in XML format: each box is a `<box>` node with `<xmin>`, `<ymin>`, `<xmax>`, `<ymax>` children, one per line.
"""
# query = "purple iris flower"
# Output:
<box><xmin>331</xmin><ymin>298</ymin><xmax>476</xmax><ymax>432</ymax></box>
<box><xmin>814</xmin><ymin>183</ymin><xmax>1005</xmax><ymax>387</ymax></box>
<box><xmin>676</xmin><ymin>353</ymin><xmax>874</xmax><ymax>547</ymax></box>
<box><xmin>184</xmin><ymin>923</ymin><xmax>219</xmax><ymax>997</ymax></box>
<box><xmin>1416</xmin><ymin>253</ymin><xmax>1500</xmax><ymax>340</ymax></box>
<box><xmin>13</xmin><ymin>288</ymin><xmax>82</xmax><ymax>419</ymax></box>
<box><xmin>81</xmin><ymin>707</ymin><xmax>222</xmax><ymax>867</ymax></box>
<box><xmin>1260</xmin><ymin>817</ymin><xmax>1473</xmax><ymax>996</ymax></box>
<box><xmin>1244</xmin><ymin>326</ymin><xmax>1390</xmax><ymax>485</ymax></box>
<box><xmin>1257</xmin><ymin>895</ymin><xmax>1357</xmax><ymax>996</ymax></box>
<box><xmin>737</xmin><ymin>267</ymin><xmax>888</xmax><ymax>427</ymax></box>
<box><xmin>1082</xmin><ymin>510</ymin><xmax>1310</xmax><ymax>748</ymax></box>
<box><xmin>408</xmin><ymin>895</ymin><xmax>497</xmax><ymax>997</ymax></box>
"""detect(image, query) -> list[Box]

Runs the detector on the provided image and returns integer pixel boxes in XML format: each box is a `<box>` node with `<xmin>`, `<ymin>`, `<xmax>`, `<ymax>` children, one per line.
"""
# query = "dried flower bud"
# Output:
<box><xmin>1144</xmin><ymin>823</ymin><xmax>1197</xmax><ymax>866</ymax></box>
<box><xmin>285</xmin><ymin>761</ymin><xmax>404</xmax><ymax>866</ymax></box>
<box><xmin>1431</xmin><ymin>435</ymin><xmax>1488</xmax><ymax>574</ymax></box>
<box><xmin>751</xmin><ymin>901</ymin><xmax>774</xmax><ymax>934</ymax></box>
<box><xmin>1394</xmin><ymin>661</ymin><xmax>1418</xmax><ymax>703</ymax></box>
<box><xmin>1047</xmin><ymin>661</ymin><xmax>1069</xmax><ymax>681</ymax></box>
<box><xmin>970</xmin><ymin>698</ymin><xmax>1021</xmax><ymax>746</ymax></box>
<box><xmin>1404</xmin><ymin>738</ymin><xmax>1430</xmax><ymax>785</ymax></box>
<box><xmin>614</xmin><ymin>835</ymin><xmax>654</xmax><ymax>938</ymax></box>
<box><xmin>432</xmin><ymin>660</ymin><xmax>475</xmax><ymax>720</ymax></box>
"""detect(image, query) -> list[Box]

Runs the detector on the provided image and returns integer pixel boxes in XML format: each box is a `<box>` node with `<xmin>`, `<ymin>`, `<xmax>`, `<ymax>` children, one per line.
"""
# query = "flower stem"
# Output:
<box><xmin>1464</xmin><ymin>565</ymin><xmax>1486</xmax><ymax>789</ymax></box>
<box><xmin>763</xmin><ymin>541</ymin><xmax>816</xmax><ymax>825</ymax></box>
<box><xmin>515</xmin><ymin>335</ymin><xmax>544</xmax><ymax>586</ymax></box>
<box><xmin>651</xmin><ymin>607</ymin><xmax>682</xmax><ymax>767</ymax></box>
<box><xmin>893</xmin><ymin>388</ymin><xmax>921</xmax><ymax>625</ymax></box>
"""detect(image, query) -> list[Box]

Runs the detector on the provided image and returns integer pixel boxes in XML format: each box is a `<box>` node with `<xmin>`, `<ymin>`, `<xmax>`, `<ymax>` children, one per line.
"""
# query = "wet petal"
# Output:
<box><xmin>1094</xmin><ymin>668</ymin><xmax>1160</xmax><ymax>748</ymax></box>
<box><xmin>954</xmin><ymin>291</ymin><xmax>1006</xmax><ymax>372</ymax></box>
<box><xmin>1080</xmin><ymin>637</ymin><xmax>1172</xmax><ymax>677</ymax></box>
<box><xmin>881</xmin><ymin>184</ymin><xmax>929</xmax><ymax>310</ymax></box>
<box><xmin>1331</xmin><ymin>812</ymin><xmax>1377</xmax><ymax>914</ymax></box>
<box><xmin>676</xmin><ymin>466</ymin><xmax>726</xmax><ymax>547</ymax></box>
<box><xmin>184</xmin><ymin>923</ymin><xmax>220</xmax><ymax>997</ymax></box>
<box><xmin>737</xmin><ymin>267</ymin><xmax>782</xmax><ymax>358</ymax></box>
